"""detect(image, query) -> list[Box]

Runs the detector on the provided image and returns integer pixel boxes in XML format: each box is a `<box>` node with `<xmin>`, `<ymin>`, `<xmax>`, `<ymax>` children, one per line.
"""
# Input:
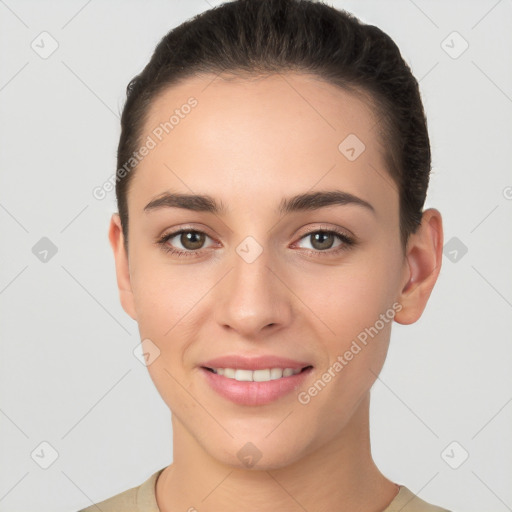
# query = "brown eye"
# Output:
<box><xmin>157</xmin><ymin>229</ymin><xmax>215</xmax><ymax>257</ymax></box>
<box><xmin>294</xmin><ymin>228</ymin><xmax>355</xmax><ymax>256</ymax></box>
<box><xmin>179</xmin><ymin>231</ymin><xmax>206</xmax><ymax>250</ymax></box>
<box><xmin>309</xmin><ymin>231</ymin><xmax>336</xmax><ymax>251</ymax></box>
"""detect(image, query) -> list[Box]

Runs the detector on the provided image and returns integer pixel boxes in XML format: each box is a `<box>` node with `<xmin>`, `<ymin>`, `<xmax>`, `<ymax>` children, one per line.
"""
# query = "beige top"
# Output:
<box><xmin>79</xmin><ymin>467</ymin><xmax>451</xmax><ymax>512</ymax></box>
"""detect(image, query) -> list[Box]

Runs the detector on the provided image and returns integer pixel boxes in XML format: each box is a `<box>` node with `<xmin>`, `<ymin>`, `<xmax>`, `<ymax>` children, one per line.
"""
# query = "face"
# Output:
<box><xmin>111</xmin><ymin>72</ymin><xmax>415</xmax><ymax>469</ymax></box>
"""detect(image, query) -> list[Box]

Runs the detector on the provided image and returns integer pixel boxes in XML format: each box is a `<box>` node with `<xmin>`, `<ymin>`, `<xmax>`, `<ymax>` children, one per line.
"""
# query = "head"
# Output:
<box><xmin>109</xmin><ymin>0</ymin><xmax>442</xmax><ymax>469</ymax></box>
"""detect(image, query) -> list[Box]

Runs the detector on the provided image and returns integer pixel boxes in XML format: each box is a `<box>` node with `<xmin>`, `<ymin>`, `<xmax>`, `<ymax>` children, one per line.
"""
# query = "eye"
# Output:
<box><xmin>156</xmin><ymin>226</ymin><xmax>356</xmax><ymax>258</ymax></box>
<box><xmin>156</xmin><ymin>229</ymin><xmax>215</xmax><ymax>257</ymax></box>
<box><xmin>293</xmin><ymin>228</ymin><xmax>355</xmax><ymax>255</ymax></box>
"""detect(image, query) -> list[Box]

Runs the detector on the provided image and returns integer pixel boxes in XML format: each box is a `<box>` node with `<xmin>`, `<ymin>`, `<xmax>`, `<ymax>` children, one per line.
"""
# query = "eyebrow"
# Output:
<box><xmin>143</xmin><ymin>190</ymin><xmax>375</xmax><ymax>216</ymax></box>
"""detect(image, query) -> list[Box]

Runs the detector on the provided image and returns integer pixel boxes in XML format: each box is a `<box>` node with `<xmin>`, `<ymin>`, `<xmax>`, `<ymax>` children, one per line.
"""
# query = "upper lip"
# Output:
<box><xmin>200</xmin><ymin>355</ymin><xmax>312</xmax><ymax>371</ymax></box>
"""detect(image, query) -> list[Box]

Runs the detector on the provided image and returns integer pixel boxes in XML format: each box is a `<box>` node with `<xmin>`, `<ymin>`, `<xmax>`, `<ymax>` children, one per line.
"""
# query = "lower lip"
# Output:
<box><xmin>200</xmin><ymin>367</ymin><xmax>313</xmax><ymax>406</ymax></box>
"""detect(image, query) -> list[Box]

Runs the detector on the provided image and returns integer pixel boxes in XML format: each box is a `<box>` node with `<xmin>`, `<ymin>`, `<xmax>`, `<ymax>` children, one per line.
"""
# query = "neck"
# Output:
<box><xmin>156</xmin><ymin>393</ymin><xmax>398</xmax><ymax>512</ymax></box>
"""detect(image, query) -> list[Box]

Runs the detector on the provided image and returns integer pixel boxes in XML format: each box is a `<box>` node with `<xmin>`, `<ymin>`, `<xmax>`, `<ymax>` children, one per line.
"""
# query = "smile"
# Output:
<box><xmin>201</xmin><ymin>365</ymin><xmax>314</xmax><ymax>406</ymax></box>
<box><xmin>204</xmin><ymin>366</ymin><xmax>310</xmax><ymax>382</ymax></box>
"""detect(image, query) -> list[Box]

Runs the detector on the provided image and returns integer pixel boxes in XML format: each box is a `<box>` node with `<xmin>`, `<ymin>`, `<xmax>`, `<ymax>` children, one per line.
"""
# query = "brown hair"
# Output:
<box><xmin>116</xmin><ymin>0</ymin><xmax>431</xmax><ymax>253</ymax></box>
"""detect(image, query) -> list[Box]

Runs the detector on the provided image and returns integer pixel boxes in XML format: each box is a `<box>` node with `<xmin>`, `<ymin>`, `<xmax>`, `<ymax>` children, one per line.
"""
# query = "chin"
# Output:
<box><xmin>201</xmin><ymin>431</ymin><xmax>311</xmax><ymax>471</ymax></box>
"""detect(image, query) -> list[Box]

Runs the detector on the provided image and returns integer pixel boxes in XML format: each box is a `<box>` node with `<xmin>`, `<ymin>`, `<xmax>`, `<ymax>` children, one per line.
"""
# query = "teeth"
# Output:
<box><xmin>253</xmin><ymin>369</ymin><xmax>270</xmax><ymax>382</ymax></box>
<box><xmin>270</xmin><ymin>368</ymin><xmax>283</xmax><ymax>380</ymax></box>
<box><xmin>235</xmin><ymin>369</ymin><xmax>253</xmax><ymax>381</ymax></box>
<box><xmin>224</xmin><ymin>368</ymin><xmax>235</xmax><ymax>378</ymax></box>
<box><xmin>210</xmin><ymin>367</ymin><xmax>302</xmax><ymax>382</ymax></box>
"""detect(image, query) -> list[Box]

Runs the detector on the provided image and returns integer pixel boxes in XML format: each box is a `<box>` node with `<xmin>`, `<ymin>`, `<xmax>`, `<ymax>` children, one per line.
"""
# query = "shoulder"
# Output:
<box><xmin>78</xmin><ymin>467</ymin><xmax>166</xmax><ymax>512</ymax></box>
<box><xmin>383</xmin><ymin>485</ymin><xmax>451</xmax><ymax>512</ymax></box>
<box><xmin>79</xmin><ymin>485</ymin><xmax>138</xmax><ymax>512</ymax></box>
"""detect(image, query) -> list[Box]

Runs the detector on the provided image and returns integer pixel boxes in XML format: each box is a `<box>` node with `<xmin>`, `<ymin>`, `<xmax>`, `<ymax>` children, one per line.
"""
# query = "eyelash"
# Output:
<box><xmin>155</xmin><ymin>226</ymin><xmax>356</xmax><ymax>259</ymax></box>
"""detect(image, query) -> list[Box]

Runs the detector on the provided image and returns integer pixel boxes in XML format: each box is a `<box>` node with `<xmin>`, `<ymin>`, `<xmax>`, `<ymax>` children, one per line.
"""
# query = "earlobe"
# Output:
<box><xmin>394</xmin><ymin>209</ymin><xmax>443</xmax><ymax>325</ymax></box>
<box><xmin>108</xmin><ymin>213</ymin><xmax>138</xmax><ymax>321</ymax></box>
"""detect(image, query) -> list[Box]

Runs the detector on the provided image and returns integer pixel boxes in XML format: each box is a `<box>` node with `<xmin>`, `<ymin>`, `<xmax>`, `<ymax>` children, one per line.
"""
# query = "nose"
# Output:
<box><xmin>213</xmin><ymin>242</ymin><xmax>293</xmax><ymax>339</ymax></box>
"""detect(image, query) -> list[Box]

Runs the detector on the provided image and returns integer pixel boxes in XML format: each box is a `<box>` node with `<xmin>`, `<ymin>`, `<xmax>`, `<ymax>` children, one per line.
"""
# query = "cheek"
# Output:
<box><xmin>299</xmin><ymin>268</ymin><xmax>395</xmax><ymax>421</ymax></box>
<box><xmin>130</xmin><ymin>266</ymin><xmax>205</xmax><ymax>408</ymax></box>
<box><xmin>130</xmin><ymin>258</ymin><xmax>209</xmax><ymax>339</ymax></box>
<box><xmin>300</xmin><ymin>260</ymin><xmax>398</xmax><ymax>340</ymax></box>
<box><xmin>294</xmin><ymin>248</ymin><xmax>401</xmax><ymax>394</ymax></box>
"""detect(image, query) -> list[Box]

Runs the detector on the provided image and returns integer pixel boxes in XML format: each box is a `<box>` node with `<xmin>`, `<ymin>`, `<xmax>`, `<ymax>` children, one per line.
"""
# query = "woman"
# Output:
<box><xmin>81</xmin><ymin>0</ymin><xmax>447</xmax><ymax>510</ymax></box>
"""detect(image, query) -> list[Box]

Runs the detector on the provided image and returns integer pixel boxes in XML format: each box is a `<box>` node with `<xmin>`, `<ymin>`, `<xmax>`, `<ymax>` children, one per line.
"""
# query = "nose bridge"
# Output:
<box><xmin>214</xmin><ymin>234</ymin><xmax>290</xmax><ymax>335</ymax></box>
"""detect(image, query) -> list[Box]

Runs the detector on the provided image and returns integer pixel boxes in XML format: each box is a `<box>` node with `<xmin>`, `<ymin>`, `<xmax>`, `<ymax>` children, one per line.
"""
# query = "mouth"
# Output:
<box><xmin>199</xmin><ymin>363</ymin><xmax>314</xmax><ymax>406</ymax></box>
<box><xmin>202</xmin><ymin>365</ymin><xmax>313</xmax><ymax>382</ymax></box>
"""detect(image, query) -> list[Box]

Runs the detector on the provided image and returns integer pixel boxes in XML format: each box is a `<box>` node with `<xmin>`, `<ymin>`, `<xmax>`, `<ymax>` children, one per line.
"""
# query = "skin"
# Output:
<box><xmin>109</xmin><ymin>72</ymin><xmax>443</xmax><ymax>512</ymax></box>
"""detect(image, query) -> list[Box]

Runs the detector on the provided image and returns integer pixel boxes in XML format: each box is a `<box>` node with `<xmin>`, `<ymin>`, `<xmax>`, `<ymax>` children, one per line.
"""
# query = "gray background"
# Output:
<box><xmin>1</xmin><ymin>0</ymin><xmax>511</xmax><ymax>511</ymax></box>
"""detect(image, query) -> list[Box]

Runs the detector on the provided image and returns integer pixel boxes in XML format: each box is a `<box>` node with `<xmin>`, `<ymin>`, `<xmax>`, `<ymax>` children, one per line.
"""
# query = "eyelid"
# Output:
<box><xmin>158</xmin><ymin>224</ymin><xmax>216</xmax><ymax>240</ymax></box>
<box><xmin>296</xmin><ymin>223</ymin><xmax>354</xmax><ymax>240</ymax></box>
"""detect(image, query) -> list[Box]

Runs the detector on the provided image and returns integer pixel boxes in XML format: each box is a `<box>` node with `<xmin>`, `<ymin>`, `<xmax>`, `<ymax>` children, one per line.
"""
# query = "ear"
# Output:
<box><xmin>108</xmin><ymin>213</ymin><xmax>137</xmax><ymax>321</ymax></box>
<box><xmin>394</xmin><ymin>208</ymin><xmax>443</xmax><ymax>325</ymax></box>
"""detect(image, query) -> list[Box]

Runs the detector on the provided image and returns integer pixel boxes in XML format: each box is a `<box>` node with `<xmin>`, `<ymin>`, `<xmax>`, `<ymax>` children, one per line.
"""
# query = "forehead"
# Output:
<box><xmin>145</xmin><ymin>72</ymin><xmax>381</xmax><ymax>147</ymax></box>
<box><xmin>129</xmin><ymin>72</ymin><xmax>395</xmax><ymax>217</ymax></box>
